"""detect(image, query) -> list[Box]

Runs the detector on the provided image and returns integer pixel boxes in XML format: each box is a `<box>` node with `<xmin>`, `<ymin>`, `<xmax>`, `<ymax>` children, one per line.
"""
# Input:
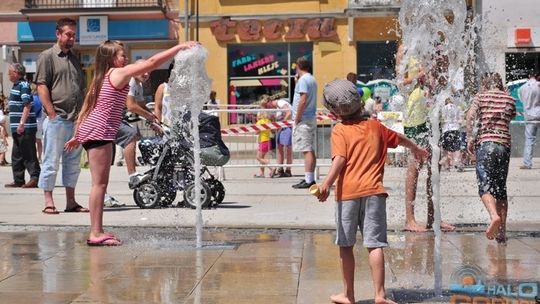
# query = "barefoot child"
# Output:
<box><xmin>314</xmin><ymin>79</ymin><xmax>428</xmax><ymax>304</ymax></box>
<box><xmin>65</xmin><ymin>40</ymin><xmax>198</xmax><ymax>246</ymax></box>
<box><xmin>466</xmin><ymin>72</ymin><xmax>515</xmax><ymax>244</ymax></box>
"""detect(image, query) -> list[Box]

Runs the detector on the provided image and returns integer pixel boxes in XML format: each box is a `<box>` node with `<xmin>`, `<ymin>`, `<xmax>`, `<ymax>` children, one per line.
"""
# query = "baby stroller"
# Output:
<box><xmin>130</xmin><ymin>111</ymin><xmax>229</xmax><ymax>209</ymax></box>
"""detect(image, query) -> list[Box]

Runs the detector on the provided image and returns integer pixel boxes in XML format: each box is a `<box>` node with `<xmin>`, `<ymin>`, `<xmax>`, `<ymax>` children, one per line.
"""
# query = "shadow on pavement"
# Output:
<box><xmin>389</xmin><ymin>289</ymin><xmax>452</xmax><ymax>303</ymax></box>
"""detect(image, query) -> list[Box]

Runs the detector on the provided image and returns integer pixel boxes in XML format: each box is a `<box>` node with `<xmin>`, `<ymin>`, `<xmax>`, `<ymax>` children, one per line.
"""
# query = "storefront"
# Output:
<box><xmin>505</xmin><ymin>26</ymin><xmax>540</xmax><ymax>82</ymax></box>
<box><xmin>227</xmin><ymin>42</ymin><xmax>313</xmax><ymax>124</ymax></box>
<box><xmin>506</xmin><ymin>51</ymin><xmax>540</xmax><ymax>81</ymax></box>
<box><xmin>477</xmin><ymin>0</ymin><xmax>540</xmax><ymax>82</ymax></box>
<box><xmin>185</xmin><ymin>2</ymin><xmax>400</xmax><ymax>125</ymax></box>
<box><xmin>16</xmin><ymin>16</ymin><xmax>175</xmax><ymax>99</ymax></box>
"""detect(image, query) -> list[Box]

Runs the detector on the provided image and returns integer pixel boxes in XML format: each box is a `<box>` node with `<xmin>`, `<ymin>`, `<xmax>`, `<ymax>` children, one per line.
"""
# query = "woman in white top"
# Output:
<box><xmin>261</xmin><ymin>96</ymin><xmax>293</xmax><ymax>177</ymax></box>
<box><xmin>154</xmin><ymin>63</ymin><xmax>173</xmax><ymax>126</ymax></box>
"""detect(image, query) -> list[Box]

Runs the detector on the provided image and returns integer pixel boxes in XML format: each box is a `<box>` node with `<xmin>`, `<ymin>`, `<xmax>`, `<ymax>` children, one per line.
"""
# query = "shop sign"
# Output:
<box><xmin>20</xmin><ymin>52</ymin><xmax>40</xmax><ymax>73</ymax></box>
<box><xmin>79</xmin><ymin>16</ymin><xmax>108</xmax><ymax>45</ymax></box>
<box><xmin>229</xmin><ymin>43</ymin><xmax>312</xmax><ymax>78</ymax></box>
<box><xmin>234</xmin><ymin>54</ymin><xmax>279</xmax><ymax>74</ymax></box>
<box><xmin>231</xmin><ymin>52</ymin><xmax>286</xmax><ymax>77</ymax></box>
<box><xmin>507</xmin><ymin>26</ymin><xmax>539</xmax><ymax>47</ymax></box>
<box><xmin>17</xmin><ymin>19</ymin><xmax>167</xmax><ymax>43</ymax></box>
<box><xmin>211</xmin><ymin>18</ymin><xmax>337</xmax><ymax>42</ymax></box>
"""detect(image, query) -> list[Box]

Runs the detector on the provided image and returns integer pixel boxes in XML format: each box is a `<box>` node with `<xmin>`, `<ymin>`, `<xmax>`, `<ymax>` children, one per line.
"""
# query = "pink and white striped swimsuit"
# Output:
<box><xmin>76</xmin><ymin>70</ymin><xmax>129</xmax><ymax>144</ymax></box>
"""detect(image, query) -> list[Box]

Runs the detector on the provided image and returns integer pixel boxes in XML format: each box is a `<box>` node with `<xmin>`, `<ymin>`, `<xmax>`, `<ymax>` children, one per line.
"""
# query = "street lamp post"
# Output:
<box><xmin>184</xmin><ymin>0</ymin><xmax>189</xmax><ymax>41</ymax></box>
<box><xmin>195</xmin><ymin>0</ymin><xmax>199</xmax><ymax>41</ymax></box>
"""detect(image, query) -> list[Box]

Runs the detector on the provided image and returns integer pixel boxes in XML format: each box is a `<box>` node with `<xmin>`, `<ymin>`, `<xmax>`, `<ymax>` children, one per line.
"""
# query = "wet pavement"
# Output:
<box><xmin>1</xmin><ymin>160</ymin><xmax>540</xmax><ymax>303</ymax></box>
<box><xmin>0</xmin><ymin>227</ymin><xmax>539</xmax><ymax>304</ymax></box>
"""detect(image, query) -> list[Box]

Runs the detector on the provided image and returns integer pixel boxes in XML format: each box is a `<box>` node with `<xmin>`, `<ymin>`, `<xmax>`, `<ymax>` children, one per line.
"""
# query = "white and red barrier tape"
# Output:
<box><xmin>221</xmin><ymin>113</ymin><xmax>337</xmax><ymax>135</ymax></box>
<box><xmin>219</xmin><ymin>110</ymin><xmax>537</xmax><ymax>135</ymax></box>
<box><xmin>316</xmin><ymin>112</ymin><xmax>338</xmax><ymax>121</ymax></box>
<box><xmin>221</xmin><ymin>120</ymin><xmax>292</xmax><ymax>135</ymax></box>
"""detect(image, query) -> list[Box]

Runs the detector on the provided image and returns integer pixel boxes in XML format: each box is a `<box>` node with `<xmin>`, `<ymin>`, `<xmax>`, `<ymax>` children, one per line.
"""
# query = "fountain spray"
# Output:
<box><xmin>397</xmin><ymin>0</ymin><xmax>478</xmax><ymax>297</ymax></box>
<box><xmin>168</xmin><ymin>45</ymin><xmax>212</xmax><ymax>248</ymax></box>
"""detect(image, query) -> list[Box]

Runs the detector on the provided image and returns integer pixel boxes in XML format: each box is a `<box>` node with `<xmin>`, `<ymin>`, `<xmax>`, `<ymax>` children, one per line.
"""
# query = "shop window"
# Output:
<box><xmin>505</xmin><ymin>52</ymin><xmax>540</xmax><ymax>82</ymax></box>
<box><xmin>356</xmin><ymin>41</ymin><xmax>397</xmax><ymax>83</ymax></box>
<box><xmin>227</xmin><ymin>42</ymin><xmax>312</xmax><ymax>124</ymax></box>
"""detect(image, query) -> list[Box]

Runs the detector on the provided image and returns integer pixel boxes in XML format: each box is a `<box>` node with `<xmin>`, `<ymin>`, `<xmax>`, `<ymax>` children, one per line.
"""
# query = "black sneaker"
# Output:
<box><xmin>292</xmin><ymin>180</ymin><xmax>316</xmax><ymax>189</ymax></box>
<box><xmin>272</xmin><ymin>168</ymin><xmax>284</xmax><ymax>178</ymax></box>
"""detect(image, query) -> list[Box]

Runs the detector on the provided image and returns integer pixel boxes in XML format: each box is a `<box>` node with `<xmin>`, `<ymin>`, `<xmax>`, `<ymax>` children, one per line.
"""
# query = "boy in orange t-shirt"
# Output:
<box><xmin>314</xmin><ymin>79</ymin><xmax>428</xmax><ymax>304</ymax></box>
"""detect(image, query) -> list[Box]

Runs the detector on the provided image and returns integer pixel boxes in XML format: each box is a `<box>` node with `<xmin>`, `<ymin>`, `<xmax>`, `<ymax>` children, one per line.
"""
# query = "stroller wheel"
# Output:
<box><xmin>207</xmin><ymin>179</ymin><xmax>225</xmax><ymax>205</ymax></box>
<box><xmin>133</xmin><ymin>182</ymin><xmax>162</xmax><ymax>209</ymax></box>
<box><xmin>183</xmin><ymin>182</ymin><xmax>212</xmax><ymax>209</ymax></box>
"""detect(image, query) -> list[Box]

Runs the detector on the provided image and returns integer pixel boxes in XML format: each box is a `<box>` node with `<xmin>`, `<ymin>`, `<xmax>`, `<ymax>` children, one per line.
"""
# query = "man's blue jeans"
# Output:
<box><xmin>523</xmin><ymin>119</ymin><xmax>539</xmax><ymax>168</ymax></box>
<box><xmin>38</xmin><ymin>117</ymin><xmax>82</xmax><ymax>191</ymax></box>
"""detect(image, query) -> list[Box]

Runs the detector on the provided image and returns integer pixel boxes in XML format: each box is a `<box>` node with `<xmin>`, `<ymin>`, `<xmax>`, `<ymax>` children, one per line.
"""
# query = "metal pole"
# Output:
<box><xmin>0</xmin><ymin>72</ymin><xmax>4</xmax><ymax>96</ymax></box>
<box><xmin>195</xmin><ymin>0</ymin><xmax>199</xmax><ymax>41</ymax></box>
<box><xmin>184</xmin><ymin>0</ymin><xmax>189</xmax><ymax>41</ymax></box>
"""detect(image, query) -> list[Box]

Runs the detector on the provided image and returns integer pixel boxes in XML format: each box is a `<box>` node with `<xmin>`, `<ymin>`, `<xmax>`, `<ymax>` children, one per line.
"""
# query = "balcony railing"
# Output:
<box><xmin>348</xmin><ymin>0</ymin><xmax>401</xmax><ymax>9</ymax></box>
<box><xmin>24</xmin><ymin>0</ymin><xmax>163</xmax><ymax>9</ymax></box>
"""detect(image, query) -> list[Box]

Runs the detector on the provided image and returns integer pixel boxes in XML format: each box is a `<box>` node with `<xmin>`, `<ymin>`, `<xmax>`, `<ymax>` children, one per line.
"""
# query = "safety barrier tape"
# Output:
<box><xmin>316</xmin><ymin>112</ymin><xmax>338</xmax><ymax>121</ymax></box>
<box><xmin>215</xmin><ymin>112</ymin><xmax>540</xmax><ymax>135</ymax></box>
<box><xmin>209</xmin><ymin>109</ymin><xmax>540</xmax><ymax>135</ymax></box>
<box><xmin>221</xmin><ymin>112</ymin><xmax>338</xmax><ymax>135</ymax></box>
<box><xmin>221</xmin><ymin>120</ymin><xmax>292</xmax><ymax>135</ymax></box>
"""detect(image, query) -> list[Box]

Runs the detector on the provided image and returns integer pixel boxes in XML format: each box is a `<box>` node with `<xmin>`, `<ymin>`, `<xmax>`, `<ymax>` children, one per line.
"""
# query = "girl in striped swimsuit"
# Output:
<box><xmin>65</xmin><ymin>40</ymin><xmax>198</xmax><ymax>246</ymax></box>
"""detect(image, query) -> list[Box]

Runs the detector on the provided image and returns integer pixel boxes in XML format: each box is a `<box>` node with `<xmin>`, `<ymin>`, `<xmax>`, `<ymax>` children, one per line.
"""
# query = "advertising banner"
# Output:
<box><xmin>80</xmin><ymin>16</ymin><xmax>108</xmax><ymax>45</ymax></box>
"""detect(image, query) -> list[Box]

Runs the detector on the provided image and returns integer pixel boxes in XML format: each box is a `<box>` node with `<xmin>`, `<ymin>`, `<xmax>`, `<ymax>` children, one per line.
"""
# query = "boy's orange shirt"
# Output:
<box><xmin>331</xmin><ymin>118</ymin><xmax>400</xmax><ymax>201</ymax></box>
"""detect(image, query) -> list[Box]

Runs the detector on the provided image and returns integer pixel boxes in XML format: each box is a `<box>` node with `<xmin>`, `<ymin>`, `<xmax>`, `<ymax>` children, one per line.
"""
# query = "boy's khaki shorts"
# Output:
<box><xmin>335</xmin><ymin>195</ymin><xmax>388</xmax><ymax>248</ymax></box>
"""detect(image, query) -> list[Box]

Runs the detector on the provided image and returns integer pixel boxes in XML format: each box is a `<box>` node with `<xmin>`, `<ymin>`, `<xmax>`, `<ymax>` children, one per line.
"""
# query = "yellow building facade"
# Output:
<box><xmin>178</xmin><ymin>0</ymin><xmax>400</xmax><ymax>124</ymax></box>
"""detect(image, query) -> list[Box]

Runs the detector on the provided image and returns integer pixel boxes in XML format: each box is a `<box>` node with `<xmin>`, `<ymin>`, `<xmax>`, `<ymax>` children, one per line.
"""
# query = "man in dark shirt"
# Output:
<box><xmin>35</xmin><ymin>18</ymin><xmax>87</xmax><ymax>214</ymax></box>
<box><xmin>5</xmin><ymin>63</ymin><xmax>40</xmax><ymax>188</ymax></box>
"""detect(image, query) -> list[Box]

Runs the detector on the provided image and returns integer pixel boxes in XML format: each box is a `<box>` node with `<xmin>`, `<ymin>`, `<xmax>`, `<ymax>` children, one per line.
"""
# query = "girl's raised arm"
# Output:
<box><xmin>111</xmin><ymin>41</ymin><xmax>199</xmax><ymax>88</ymax></box>
<box><xmin>154</xmin><ymin>83</ymin><xmax>165</xmax><ymax>123</ymax></box>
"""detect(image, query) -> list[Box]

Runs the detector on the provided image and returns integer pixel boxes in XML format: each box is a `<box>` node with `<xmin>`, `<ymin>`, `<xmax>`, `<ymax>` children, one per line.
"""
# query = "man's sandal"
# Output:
<box><xmin>42</xmin><ymin>206</ymin><xmax>60</xmax><ymax>215</ymax></box>
<box><xmin>64</xmin><ymin>204</ymin><xmax>90</xmax><ymax>213</ymax></box>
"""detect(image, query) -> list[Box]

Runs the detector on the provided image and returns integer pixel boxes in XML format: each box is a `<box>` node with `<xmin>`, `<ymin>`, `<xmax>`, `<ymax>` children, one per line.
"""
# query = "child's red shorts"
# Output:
<box><xmin>258</xmin><ymin>141</ymin><xmax>271</xmax><ymax>153</ymax></box>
